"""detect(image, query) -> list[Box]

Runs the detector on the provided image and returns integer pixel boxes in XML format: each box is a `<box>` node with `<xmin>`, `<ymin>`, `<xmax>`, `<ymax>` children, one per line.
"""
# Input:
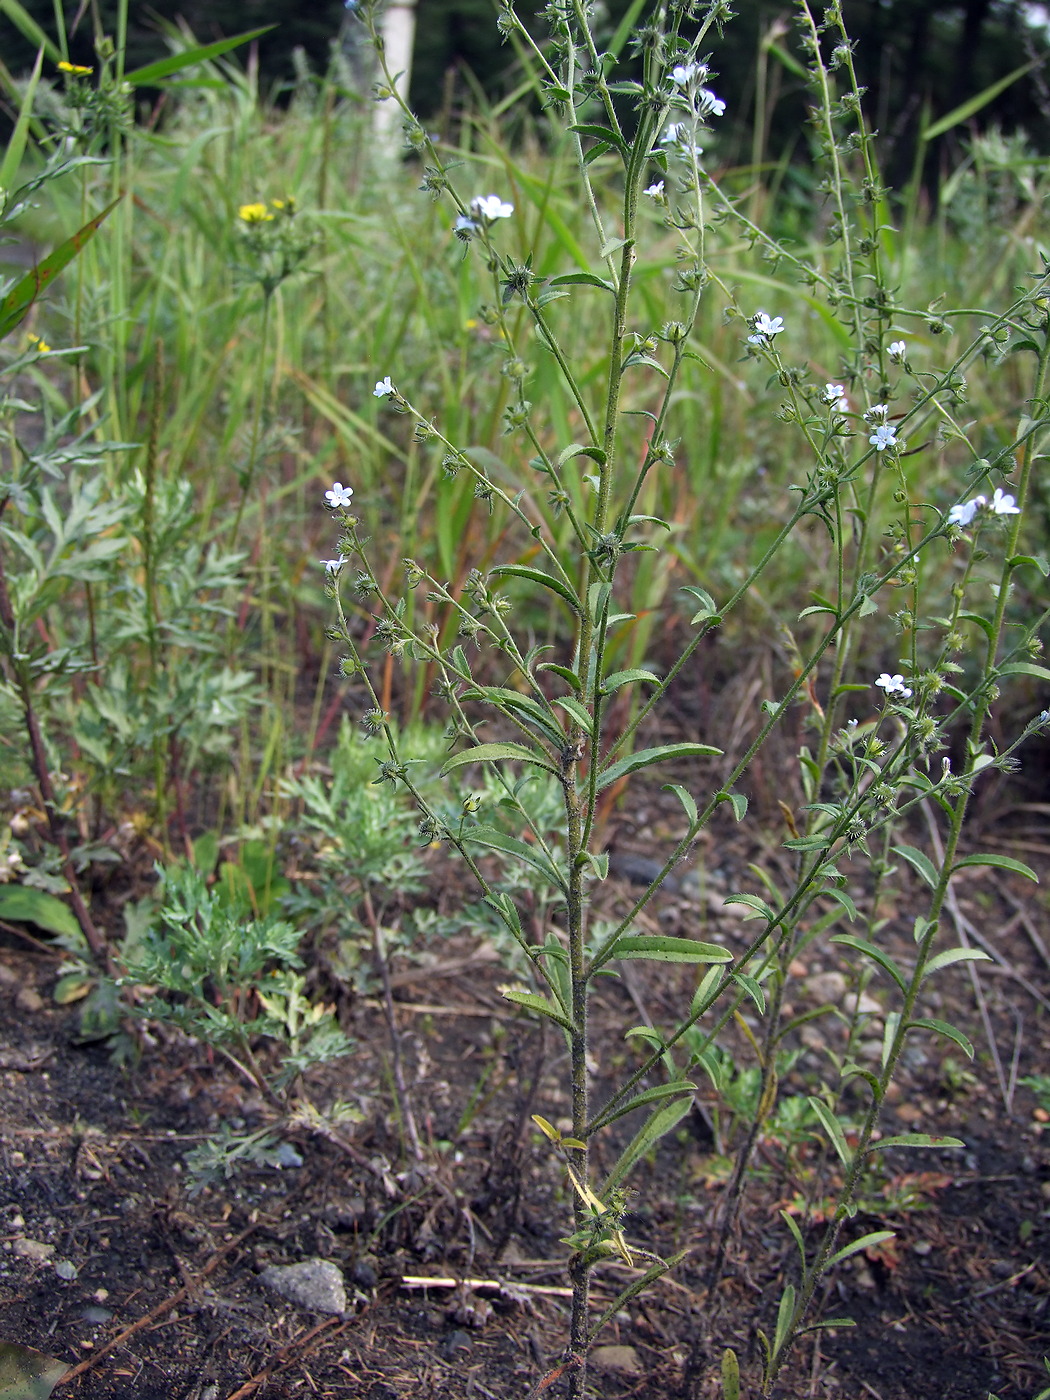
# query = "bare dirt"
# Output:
<box><xmin>1</xmin><ymin>772</ymin><xmax>1049</xmax><ymax>1400</ymax></box>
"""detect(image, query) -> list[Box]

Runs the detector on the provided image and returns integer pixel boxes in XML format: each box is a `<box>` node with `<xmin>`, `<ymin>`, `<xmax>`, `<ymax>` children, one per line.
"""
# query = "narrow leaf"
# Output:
<box><xmin>780</xmin><ymin>1210</ymin><xmax>806</xmax><ymax>1267</ymax></box>
<box><xmin>463</xmin><ymin>825</ymin><xmax>567</xmax><ymax>893</ymax></box>
<box><xmin>598</xmin><ymin>1081</ymin><xmax>697</xmax><ymax>1128</ymax></box>
<box><xmin>662</xmin><ymin>783</ymin><xmax>697</xmax><ymax>827</ymax></box>
<box><xmin>501</xmin><ymin>987</ymin><xmax>574</xmax><ymax>1031</ymax></box>
<box><xmin>0</xmin><ymin>1342</ymin><xmax>68</xmax><ymax>1399</ymax></box>
<box><xmin>600</xmin><ymin>668</ymin><xmax>661</xmax><ymax>694</ymax></box>
<box><xmin>922</xmin><ymin>947</ymin><xmax>991</xmax><ymax>978</ymax></box>
<box><xmin>773</xmin><ymin>1283</ymin><xmax>796</xmax><ymax>1359</ymax></box>
<box><xmin>490</xmin><ymin>564</ymin><xmax>580</xmax><ymax>615</ymax></box>
<box><xmin>124</xmin><ymin>26</ymin><xmax>276</xmax><ymax>85</ymax></box>
<box><xmin>907</xmin><ymin>1017</ymin><xmax>974</xmax><ymax>1059</ymax></box>
<box><xmin>825</xmin><ymin>1230</ymin><xmax>896</xmax><ymax>1270</ymax></box>
<box><xmin>721</xmin><ymin>1348</ymin><xmax>740</xmax><ymax>1400</ymax></box>
<box><xmin>549</xmin><ymin>271</ymin><xmax>616</xmax><ymax>292</ymax></box>
<box><xmin>873</xmin><ymin>1133</ymin><xmax>965</xmax><ymax>1152</ymax></box>
<box><xmin>602</xmin><ymin>1095</ymin><xmax>694</xmax><ymax>1197</ymax></box>
<box><xmin>891</xmin><ymin>844</ymin><xmax>939</xmax><ymax>891</ymax></box>
<box><xmin>612</xmin><ymin>935</ymin><xmax>733</xmax><ymax>964</ymax></box>
<box><xmin>0</xmin><ymin>1</ymin><xmax>60</xmax><ymax>60</ymax></box>
<box><xmin>0</xmin><ymin>47</ymin><xmax>43</xmax><ymax>194</ymax></box>
<box><xmin>440</xmin><ymin>741</ymin><xmax>558</xmax><ymax>777</ymax></box>
<box><xmin>952</xmin><ymin>853</ymin><xmax>1038</xmax><ymax>882</ymax></box>
<box><xmin>0</xmin><ymin>195</ymin><xmax>122</xmax><ymax>340</ymax></box>
<box><xmin>595</xmin><ymin>742</ymin><xmax>721</xmax><ymax>792</ymax></box>
<box><xmin>922</xmin><ymin>61</ymin><xmax>1035</xmax><ymax>141</ymax></box>
<box><xmin>808</xmin><ymin>1097</ymin><xmax>853</xmax><ymax>1167</ymax></box>
<box><xmin>732</xmin><ymin>973</ymin><xmax>766</xmax><ymax>1014</ymax></box>
<box><xmin>830</xmin><ymin>935</ymin><xmax>907</xmax><ymax>991</ymax></box>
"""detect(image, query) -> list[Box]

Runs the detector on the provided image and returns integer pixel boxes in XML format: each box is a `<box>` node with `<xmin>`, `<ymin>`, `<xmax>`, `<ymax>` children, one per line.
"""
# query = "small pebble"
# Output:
<box><xmin>54</xmin><ymin>1260</ymin><xmax>77</xmax><ymax>1280</ymax></box>
<box><xmin>259</xmin><ymin>1259</ymin><xmax>347</xmax><ymax>1315</ymax></box>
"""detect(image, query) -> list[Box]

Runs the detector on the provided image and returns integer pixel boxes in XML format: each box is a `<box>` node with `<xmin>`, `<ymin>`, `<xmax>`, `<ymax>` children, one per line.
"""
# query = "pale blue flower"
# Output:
<box><xmin>325</xmin><ymin>481</ymin><xmax>354</xmax><ymax>509</ymax></box>
<box><xmin>990</xmin><ymin>487</ymin><xmax>1020</xmax><ymax>516</ymax></box>
<box><xmin>696</xmin><ymin>88</ymin><xmax>726</xmax><ymax>118</ymax></box>
<box><xmin>869</xmin><ymin>424</ymin><xmax>898</xmax><ymax>451</ymax></box>
<box><xmin>948</xmin><ymin>497</ymin><xmax>983</xmax><ymax>527</ymax></box>
<box><xmin>320</xmin><ymin>557</ymin><xmax>347</xmax><ymax>576</ymax></box>
<box><xmin>644</xmin><ymin>180</ymin><xmax>665</xmax><ymax>198</ymax></box>
<box><xmin>373</xmin><ymin>376</ymin><xmax>394</xmax><ymax>398</ymax></box>
<box><xmin>888</xmin><ymin>340</ymin><xmax>906</xmax><ymax>363</ymax></box>
<box><xmin>875</xmin><ymin>672</ymin><xmax>912</xmax><ymax>699</ymax></box>
<box><xmin>471</xmin><ymin>194</ymin><xmax>513</xmax><ymax>221</ymax></box>
<box><xmin>747</xmin><ymin>311</ymin><xmax>784</xmax><ymax>346</ymax></box>
<box><xmin>822</xmin><ymin>382</ymin><xmax>847</xmax><ymax>408</ymax></box>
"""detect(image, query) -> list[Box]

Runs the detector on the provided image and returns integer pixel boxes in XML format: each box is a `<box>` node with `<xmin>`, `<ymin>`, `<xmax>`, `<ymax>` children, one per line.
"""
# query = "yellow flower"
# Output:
<box><xmin>26</xmin><ymin>333</ymin><xmax>51</xmax><ymax>353</ymax></box>
<box><xmin>238</xmin><ymin>202</ymin><xmax>274</xmax><ymax>224</ymax></box>
<box><xmin>57</xmin><ymin>60</ymin><xmax>93</xmax><ymax>75</ymax></box>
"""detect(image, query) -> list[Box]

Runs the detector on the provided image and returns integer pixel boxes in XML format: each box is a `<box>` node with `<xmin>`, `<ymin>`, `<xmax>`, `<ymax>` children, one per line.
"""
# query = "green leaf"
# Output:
<box><xmin>598</xmin><ymin>1081</ymin><xmax>697</xmax><ymax>1128</ymax></box>
<box><xmin>539</xmin><ymin>663</ymin><xmax>582</xmax><ymax>693</ymax></box>
<box><xmin>500</xmin><ymin>987</ymin><xmax>574</xmax><ymax>1031</ymax></box>
<box><xmin>553</xmin><ymin>695</ymin><xmax>594</xmax><ymax>733</ymax></box>
<box><xmin>922</xmin><ymin>947</ymin><xmax>991</xmax><ymax>979</ymax></box>
<box><xmin>602</xmin><ymin>1095</ymin><xmax>694</xmax><ymax>1197</ymax></box>
<box><xmin>1000</xmin><ymin>661</ymin><xmax>1050</xmax><ymax>683</ymax></box>
<box><xmin>825</xmin><ymin>1230</ymin><xmax>896</xmax><ymax>1270</ymax></box>
<box><xmin>124</xmin><ymin>26</ymin><xmax>276</xmax><ymax>86</ymax></box>
<box><xmin>721</xmin><ymin>1347</ymin><xmax>740</xmax><ymax>1400</ymax></box>
<box><xmin>600</xmin><ymin>668</ymin><xmax>661</xmax><ymax>695</ymax></box>
<box><xmin>440</xmin><ymin>741</ymin><xmax>558</xmax><ymax>777</ymax></box>
<box><xmin>662</xmin><ymin>782</ymin><xmax>698</xmax><ymax>827</ymax></box>
<box><xmin>1007</xmin><ymin>554</ymin><xmax>1050</xmax><ymax>577</ymax></box>
<box><xmin>952</xmin><ymin>852</ymin><xmax>1038</xmax><ymax>882</ymax></box>
<box><xmin>0</xmin><ymin>47</ymin><xmax>43</xmax><ymax>195</ymax></box>
<box><xmin>724</xmin><ymin>892</ymin><xmax>776</xmax><ymax>922</ymax></box>
<box><xmin>872</xmin><ymin>1133</ymin><xmax>965</xmax><ymax>1152</ymax></box>
<box><xmin>830</xmin><ymin>935</ymin><xmax>907</xmax><ymax>991</ymax></box>
<box><xmin>549</xmin><ymin>271</ymin><xmax>616</xmax><ymax>292</ymax></box>
<box><xmin>490</xmin><ymin>564</ymin><xmax>580</xmax><ymax>615</ymax></box>
<box><xmin>612</xmin><ymin>936</ymin><xmax>733</xmax><ymax>964</ymax></box>
<box><xmin>907</xmin><ymin>1017</ymin><xmax>974</xmax><ymax>1059</ymax></box>
<box><xmin>891</xmin><ymin>844</ymin><xmax>939</xmax><ymax>891</ymax></box>
<box><xmin>0</xmin><ymin>1342</ymin><xmax>68</xmax><ymax>1399</ymax></box>
<box><xmin>780</xmin><ymin>1210</ymin><xmax>806</xmax><ymax>1267</ymax></box>
<box><xmin>596</xmin><ymin>742</ymin><xmax>721</xmax><ymax>792</ymax></box>
<box><xmin>921</xmin><ymin>60</ymin><xmax>1036</xmax><ymax>141</ymax></box>
<box><xmin>463</xmin><ymin>825</ymin><xmax>567</xmax><ymax>893</ymax></box>
<box><xmin>0</xmin><ymin>1</ymin><xmax>60</xmax><ymax>60</ymax></box>
<box><xmin>773</xmin><ymin>1282</ymin><xmax>796</xmax><ymax>1359</ymax></box>
<box><xmin>732</xmin><ymin>973</ymin><xmax>766</xmax><ymax>1014</ymax></box>
<box><xmin>462</xmin><ymin>687</ymin><xmax>566</xmax><ymax>749</ymax></box>
<box><xmin>0</xmin><ymin>194</ymin><xmax>123</xmax><ymax>341</ymax></box>
<box><xmin>717</xmin><ymin>790</ymin><xmax>748</xmax><ymax>822</ymax></box>
<box><xmin>808</xmin><ymin>1097</ymin><xmax>853</xmax><ymax>1167</ymax></box>
<box><xmin>52</xmin><ymin>973</ymin><xmax>92</xmax><ymax>1005</ymax></box>
<box><xmin>0</xmin><ymin>885</ymin><xmax>80</xmax><ymax>940</ymax></box>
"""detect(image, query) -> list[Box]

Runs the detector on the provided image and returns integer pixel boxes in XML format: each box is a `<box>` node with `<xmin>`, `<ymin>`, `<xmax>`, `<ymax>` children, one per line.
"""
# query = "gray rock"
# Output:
<box><xmin>259</xmin><ymin>1259</ymin><xmax>347</xmax><ymax>1315</ymax></box>
<box><xmin>591</xmin><ymin>1345</ymin><xmax>643</xmax><ymax>1375</ymax></box>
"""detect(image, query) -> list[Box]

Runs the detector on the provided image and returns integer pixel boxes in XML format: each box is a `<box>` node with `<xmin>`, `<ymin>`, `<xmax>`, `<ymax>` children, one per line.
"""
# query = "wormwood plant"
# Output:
<box><xmin>322</xmin><ymin>1</ymin><xmax>1049</xmax><ymax>1394</ymax></box>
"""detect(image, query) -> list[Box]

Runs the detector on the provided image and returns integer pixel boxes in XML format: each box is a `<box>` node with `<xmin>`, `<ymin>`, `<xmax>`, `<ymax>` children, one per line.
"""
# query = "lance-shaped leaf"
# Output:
<box><xmin>0</xmin><ymin>886</ymin><xmax>80</xmax><ymax>940</ymax></box>
<box><xmin>124</xmin><ymin>26</ymin><xmax>276</xmax><ymax>86</ymax></box>
<box><xmin>922</xmin><ymin>947</ymin><xmax>991</xmax><ymax>979</ymax></box>
<box><xmin>602</xmin><ymin>1095</ymin><xmax>694</xmax><ymax>1197</ymax></box>
<box><xmin>440</xmin><ymin>740</ymin><xmax>558</xmax><ymax>778</ymax></box>
<box><xmin>772</xmin><ymin>1282</ymin><xmax>796</xmax><ymax>1360</ymax></box>
<box><xmin>0</xmin><ymin>47</ymin><xmax>43</xmax><ymax>194</ymax></box>
<box><xmin>597</xmin><ymin>1080</ymin><xmax>698</xmax><ymax>1128</ymax></box>
<box><xmin>0</xmin><ymin>195</ymin><xmax>122</xmax><ymax>341</ymax></box>
<box><xmin>596</xmin><ymin>742</ymin><xmax>721</xmax><ymax>792</ymax></box>
<box><xmin>808</xmin><ymin>1097</ymin><xmax>852</xmax><ymax>1167</ymax></box>
<box><xmin>951</xmin><ymin>852</ymin><xmax>1038</xmax><ymax>882</ymax></box>
<box><xmin>825</xmin><ymin>1230</ymin><xmax>896</xmax><ymax>1270</ymax></box>
<box><xmin>461</xmin><ymin>686</ymin><xmax>566</xmax><ymax>749</ymax></box>
<box><xmin>907</xmin><ymin>1017</ymin><xmax>974</xmax><ymax>1059</ymax></box>
<box><xmin>490</xmin><ymin>564</ymin><xmax>580</xmax><ymax>616</ymax></box>
<box><xmin>500</xmin><ymin>986</ymin><xmax>574</xmax><ymax>1031</ymax></box>
<box><xmin>891</xmin><ymin>844</ymin><xmax>938</xmax><ymax>891</ymax></box>
<box><xmin>869</xmin><ymin>1133</ymin><xmax>964</xmax><ymax>1152</ymax></box>
<box><xmin>463</xmin><ymin>825</ymin><xmax>567</xmax><ymax>894</ymax></box>
<box><xmin>831</xmin><ymin>934</ymin><xmax>907</xmax><ymax>991</ymax></box>
<box><xmin>610</xmin><ymin>935</ymin><xmax>733</xmax><ymax>964</ymax></box>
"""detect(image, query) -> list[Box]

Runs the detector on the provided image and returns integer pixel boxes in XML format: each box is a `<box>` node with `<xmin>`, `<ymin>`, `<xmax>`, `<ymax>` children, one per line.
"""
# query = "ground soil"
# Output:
<box><xmin>1</xmin><ymin>774</ymin><xmax>1049</xmax><ymax>1400</ymax></box>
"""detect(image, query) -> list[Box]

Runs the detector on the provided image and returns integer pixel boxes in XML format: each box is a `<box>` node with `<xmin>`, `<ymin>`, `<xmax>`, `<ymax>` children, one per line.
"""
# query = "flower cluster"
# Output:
<box><xmin>875</xmin><ymin>672</ymin><xmax>913</xmax><ymax>700</ymax></box>
<box><xmin>863</xmin><ymin>403</ymin><xmax>898</xmax><ymax>451</ymax></box>
<box><xmin>948</xmin><ymin>488</ymin><xmax>1020</xmax><ymax>528</ymax></box>
<box><xmin>747</xmin><ymin>311</ymin><xmax>784</xmax><ymax>347</ymax></box>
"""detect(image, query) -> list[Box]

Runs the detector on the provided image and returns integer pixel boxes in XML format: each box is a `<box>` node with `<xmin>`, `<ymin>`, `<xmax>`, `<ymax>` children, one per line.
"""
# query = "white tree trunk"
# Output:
<box><xmin>375</xmin><ymin>0</ymin><xmax>418</xmax><ymax>158</ymax></box>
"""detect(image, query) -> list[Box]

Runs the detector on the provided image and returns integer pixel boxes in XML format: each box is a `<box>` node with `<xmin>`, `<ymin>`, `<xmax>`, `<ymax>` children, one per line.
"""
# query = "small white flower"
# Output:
<box><xmin>822</xmin><ymin>382</ymin><xmax>848</xmax><ymax>407</ymax></box>
<box><xmin>888</xmin><ymin>340</ymin><xmax>907</xmax><ymax>363</ymax></box>
<box><xmin>696</xmin><ymin>88</ymin><xmax>726</xmax><ymax>118</ymax></box>
<box><xmin>990</xmin><ymin>487</ymin><xmax>1020</xmax><ymax>516</ymax></box>
<box><xmin>320</xmin><ymin>557</ymin><xmax>347</xmax><ymax>576</ymax></box>
<box><xmin>875</xmin><ymin>672</ymin><xmax>913</xmax><ymax>699</ymax></box>
<box><xmin>643</xmin><ymin>180</ymin><xmax>665</xmax><ymax>198</ymax></box>
<box><xmin>864</xmin><ymin>403</ymin><xmax>889</xmax><ymax>424</ymax></box>
<box><xmin>869</xmin><ymin>424</ymin><xmax>898</xmax><ymax>451</ymax></box>
<box><xmin>454</xmin><ymin>214</ymin><xmax>478</xmax><ymax>234</ymax></box>
<box><xmin>663</xmin><ymin>122</ymin><xmax>685</xmax><ymax>144</ymax></box>
<box><xmin>325</xmin><ymin>481</ymin><xmax>354</xmax><ymax>509</ymax></box>
<box><xmin>671</xmin><ymin>61</ymin><xmax>709</xmax><ymax>86</ymax></box>
<box><xmin>471</xmin><ymin>194</ymin><xmax>513</xmax><ymax>222</ymax></box>
<box><xmin>373</xmin><ymin>376</ymin><xmax>394</xmax><ymax>398</ymax></box>
<box><xmin>747</xmin><ymin>311</ymin><xmax>785</xmax><ymax>346</ymax></box>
